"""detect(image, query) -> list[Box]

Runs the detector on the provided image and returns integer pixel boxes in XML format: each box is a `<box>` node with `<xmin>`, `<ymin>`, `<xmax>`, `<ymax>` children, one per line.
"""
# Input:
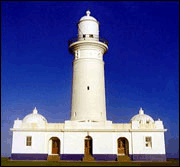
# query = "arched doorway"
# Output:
<box><xmin>83</xmin><ymin>136</ymin><xmax>94</xmax><ymax>161</ymax></box>
<box><xmin>49</xmin><ymin>137</ymin><xmax>60</xmax><ymax>155</ymax></box>
<box><xmin>117</xmin><ymin>137</ymin><xmax>129</xmax><ymax>156</ymax></box>
<box><xmin>84</xmin><ymin>136</ymin><xmax>92</xmax><ymax>156</ymax></box>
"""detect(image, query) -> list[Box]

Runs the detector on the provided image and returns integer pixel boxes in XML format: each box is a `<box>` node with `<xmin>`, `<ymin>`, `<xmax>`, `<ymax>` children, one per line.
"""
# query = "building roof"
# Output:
<box><xmin>79</xmin><ymin>10</ymin><xmax>97</xmax><ymax>22</ymax></box>
<box><xmin>22</xmin><ymin>107</ymin><xmax>47</xmax><ymax>124</ymax></box>
<box><xmin>130</xmin><ymin>108</ymin><xmax>154</xmax><ymax>123</ymax></box>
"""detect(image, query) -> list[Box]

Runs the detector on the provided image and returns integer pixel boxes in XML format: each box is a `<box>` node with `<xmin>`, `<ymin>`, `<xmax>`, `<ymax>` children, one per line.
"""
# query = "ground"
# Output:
<box><xmin>1</xmin><ymin>157</ymin><xmax>179</xmax><ymax>166</ymax></box>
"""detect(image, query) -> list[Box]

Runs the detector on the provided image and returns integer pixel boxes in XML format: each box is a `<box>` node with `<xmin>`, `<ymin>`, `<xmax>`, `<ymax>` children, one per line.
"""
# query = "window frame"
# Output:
<box><xmin>145</xmin><ymin>136</ymin><xmax>152</xmax><ymax>148</ymax></box>
<box><xmin>26</xmin><ymin>136</ymin><xmax>32</xmax><ymax>146</ymax></box>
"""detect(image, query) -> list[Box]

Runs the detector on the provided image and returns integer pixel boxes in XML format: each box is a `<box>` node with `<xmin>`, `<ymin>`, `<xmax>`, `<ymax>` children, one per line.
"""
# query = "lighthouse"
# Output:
<box><xmin>10</xmin><ymin>10</ymin><xmax>167</xmax><ymax>162</ymax></box>
<box><xmin>69</xmin><ymin>10</ymin><xmax>108</xmax><ymax>122</ymax></box>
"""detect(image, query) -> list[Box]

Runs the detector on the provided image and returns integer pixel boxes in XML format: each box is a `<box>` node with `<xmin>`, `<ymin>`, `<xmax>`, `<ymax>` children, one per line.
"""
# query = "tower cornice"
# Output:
<box><xmin>69</xmin><ymin>40</ymin><xmax>108</xmax><ymax>55</ymax></box>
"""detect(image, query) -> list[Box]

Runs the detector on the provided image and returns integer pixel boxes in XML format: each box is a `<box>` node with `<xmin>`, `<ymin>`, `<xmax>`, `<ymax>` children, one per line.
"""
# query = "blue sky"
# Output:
<box><xmin>1</xmin><ymin>1</ymin><xmax>179</xmax><ymax>158</ymax></box>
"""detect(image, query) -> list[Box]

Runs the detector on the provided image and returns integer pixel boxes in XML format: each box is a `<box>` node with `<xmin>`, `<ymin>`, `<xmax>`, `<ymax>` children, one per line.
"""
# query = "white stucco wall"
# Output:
<box><xmin>132</xmin><ymin>131</ymin><xmax>166</xmax><ymax>155</ymax></box>
<box><xmin>11</xmin><ymin>130</ymin><xmax>166</xmax><ymax>155</ymax></box>
<box><xmin>63</xmin><ymin>132</ymin><xmax>87</xmax><ymax>154</ymax></box>
<box><xmin>63</xmin><ymin>132</ymin><xmax>115</xmax><ymax>154</ymax></box>
<box><xmin>90</xmin><ymin>132</ymin><xmax>114</xmax><ymax>154</ymax></box>
<box><xmin>61</xmin><ymin>131</ymin><xmax>135</xmax><ymax>155</ymax></box>
<box><xmin>12</xmin><ymin>131</ymin><xmax>47</xmax><ymax>154</ymax></box>
<box><xmin>11</xmin><ymin>131</ymin><xmax>65</xmax><ymax>155</ymax></box>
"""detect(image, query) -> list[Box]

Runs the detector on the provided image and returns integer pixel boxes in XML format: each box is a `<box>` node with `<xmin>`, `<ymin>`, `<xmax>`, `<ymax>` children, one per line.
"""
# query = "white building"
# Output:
<box><xmin>10</xmin><ymin>10</ymin><xmax>167</xmax><ymax>161</ymax></box>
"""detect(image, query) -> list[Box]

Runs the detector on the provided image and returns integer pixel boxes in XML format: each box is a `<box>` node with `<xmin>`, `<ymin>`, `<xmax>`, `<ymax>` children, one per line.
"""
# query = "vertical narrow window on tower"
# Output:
<box><xmin>77</xmin><ymin>50</ymin><xmax>79</xmax><ymax>59</ymax></box>
<box><xmin>75</xmin><ymin>50</ymin><xmax>78</xmax><ymax>59</ymax></box>
<box><xmin>87</xmin><ymin>86</ymin><xmax>90</xmax><ymax>90</ymax></box>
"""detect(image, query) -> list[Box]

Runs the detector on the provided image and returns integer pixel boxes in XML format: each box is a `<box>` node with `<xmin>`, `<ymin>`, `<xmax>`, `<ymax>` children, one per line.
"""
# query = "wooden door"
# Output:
<box><xmin>118</xmin><ymin>139</ymin><xmax>125</xmax><ymax>155</ymax></box>
<box><xmin>52</xmin><ymin>139</ymin><xmax>59</xmax><ymax>154</ymax></box>
<box><xmin>85</xmin><ymin>139</ymin><xmax>92</xmax><ymax>155</ymax></box>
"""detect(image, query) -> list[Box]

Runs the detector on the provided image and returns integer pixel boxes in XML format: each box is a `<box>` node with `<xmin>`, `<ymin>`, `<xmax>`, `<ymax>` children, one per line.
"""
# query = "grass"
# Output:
<box><xmin>1</xmin><ymin>157</ymin><xmax>179</xmax><ymax>166</ymax></box>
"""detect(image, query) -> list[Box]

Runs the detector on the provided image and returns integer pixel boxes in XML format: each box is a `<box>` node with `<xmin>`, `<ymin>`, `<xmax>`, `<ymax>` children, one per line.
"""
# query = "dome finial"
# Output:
<box><xmin>33</xmin><ymin>107</ymin><xmax>38</xmax><ymax>114</ymax></box>
<box><xmin>139</xmin><ymin>107</ymin><xmax>144</xmax><ymax>115</ymax></box>
<box><xmin>86</xmin><ymin>10</ymin><xmax>90</xmax><ymax>16</ymax></box>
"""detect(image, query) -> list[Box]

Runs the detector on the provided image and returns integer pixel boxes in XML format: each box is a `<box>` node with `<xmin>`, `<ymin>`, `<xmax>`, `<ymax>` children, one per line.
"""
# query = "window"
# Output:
<box><xmin>83</xmin><ymin>34</ymin><xmax>86</xmax><ymax>38</ymax></box>
<box><xmin>145</xmin><ymin>136</ymin><xmax>152</xmax><ymax>148</ymax></box>
<box><xmin>75</xmin><ymin>50</ymin><xmax>80</xmax><ymax>59</ymax></box>
<box><xmin>89</xmin><ymin>34</ymin><xmax>93</xmax><ymax>38</ymax></box>
<box><xmin>26</xmin><ymin>136</ymin><xmax>32</xmax><ymax>146</ymax></box>
<box><xmin>87</xmin><ymin>86</ymin><xmax>90</xmax><ymax>90</ymax></box>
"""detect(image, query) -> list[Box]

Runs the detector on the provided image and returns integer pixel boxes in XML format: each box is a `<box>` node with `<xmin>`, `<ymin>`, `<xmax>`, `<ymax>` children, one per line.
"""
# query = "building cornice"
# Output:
<box><xmin>10</xmin><ymin>128</ymin><xmax>167</xmax><ymax>132</ymax></box>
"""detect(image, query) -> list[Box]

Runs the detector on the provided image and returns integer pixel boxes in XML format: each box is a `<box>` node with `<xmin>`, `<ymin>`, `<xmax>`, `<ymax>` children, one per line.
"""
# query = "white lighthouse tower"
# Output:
<box><xmin>69</xmin><ymin>10</ymin><xmax>108</xmax><ymax>122</ymax></box>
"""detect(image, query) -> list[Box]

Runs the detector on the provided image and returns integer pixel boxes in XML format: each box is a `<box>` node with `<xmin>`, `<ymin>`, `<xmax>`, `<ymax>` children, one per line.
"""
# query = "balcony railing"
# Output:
<box><xmin>68</xmin><ymin>34</ymin><xmax>108</xmax><ymax>46</ymax></box>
